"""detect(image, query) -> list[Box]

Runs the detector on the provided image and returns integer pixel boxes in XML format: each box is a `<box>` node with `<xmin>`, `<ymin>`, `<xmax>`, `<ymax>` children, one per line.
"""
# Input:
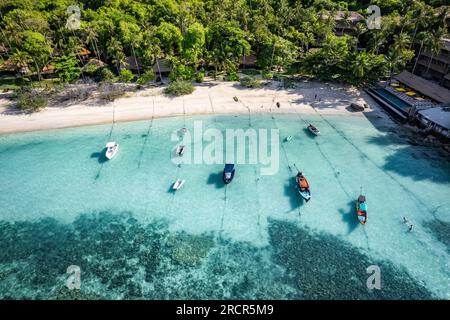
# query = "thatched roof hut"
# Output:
<box><xmin>152</xmin><ymin>58</ymin><xmax>172</xmax><ymax>74</ymax></box>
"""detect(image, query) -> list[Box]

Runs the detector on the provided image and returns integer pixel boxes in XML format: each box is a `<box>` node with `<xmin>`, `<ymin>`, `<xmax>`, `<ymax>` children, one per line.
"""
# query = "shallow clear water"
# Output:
<box><xmin>0</xmin><ymin>114</ymin><xmax>449</xmax><ymax>300</ymax></box>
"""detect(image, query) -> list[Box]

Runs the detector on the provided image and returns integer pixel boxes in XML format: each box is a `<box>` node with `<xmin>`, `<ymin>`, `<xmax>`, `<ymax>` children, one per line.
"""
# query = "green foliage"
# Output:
<box><xmin>195</xmin><ymin>70</ymin><xmax>205</xmax><ymax>83</ymax></box>
<box><xmin>0</xmin><ymin>0</ymin><xmax>446</xmax><ymax>88</ymax></box>
<box><xmin>239</xmin><ymin>77</ymin><xmax>261</xmax><ymax>88</ymax></box>
<box><xmin>226</xmin><ymin>72</ymin><xmax>239</xmax><ymax>82</ymax></box>
<box><xmin>256</xmin><ymin>35</ymin><xmax>297</xmax><ymax>69</ymax></box>
<box><xmin>164</xmin><ymin>80</ymin><xmax>195</xmax><ymax>96</ymax></box>
<box><xmin>54</xmin><ymin>54</ymin><xmax>81</xmax><ymax>83</ymax></box>
<box><xmin>155</xmin><ymin>22</ymin><xmax>182</xmax><ymax>55</ymax></box>
<box><xmin>83</xmin><ymin>63</ymin><xmax>100</xmax><ymax>75</ymax></box>
<box><xmin>169</xmin><ymin>58</ymin><xmax>196</xmax><ymax>81</ymax></box>
<box><xmin>15</xmin><ymin>87</ymin><xmax>48</xmax><ymax>112</ymax></box>
<box><xmin>100</xmin><ymin>68</ymin><xmax>117</xmax><ymax>82</ymax></box>
<box><xmin>302</xmin><ymin>35</ymin><xmax>389</xmax><ymax>86</ymax></box>
<box><xmin>261</xmin><ymin>70</ymin><xmax>274</xmax><ymax>79</ymax></box>
<box><xmin>137</xmin><ymin>70</ymin><xmax>156</xmax><ymax>85</ymax></box>
<box><xmin>119</xmin><ymin>69</ymin><xmax>134</xmax><ymax>83</ymax></box>
<box><xmin>240</xmin><ymin>69</ymin><xmax>260</xmax><ymax>76</ymax></box>
<box><xmin>182</xmin><ymin>22</ymin><xmax>206</xmax><ymax>67</ymax></box>
<box><xmin>206</xmin><ymin>21</ymin><xmax>251</xmax><ymax>73</ymax></box>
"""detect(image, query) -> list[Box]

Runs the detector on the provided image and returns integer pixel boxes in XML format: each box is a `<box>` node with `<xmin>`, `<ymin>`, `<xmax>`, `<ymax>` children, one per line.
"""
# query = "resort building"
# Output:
<box><xmin>415</xmin><ymin>105</ymin><xmax>450</xmax><ymax>138</ymax></box>
<box><xmin>322</xmin><ymin>11</ymin><xmax>365</xmax><ymax>36</ymax></box>
<box><xmin>412</xmin><ymin>38</ymin><xmax>450</xmax><ymax>90</ymax></box>
<box><xmin>152</xmin><ymin>58</ymin><xmax>172</xmax><ymax>77</ymax></box>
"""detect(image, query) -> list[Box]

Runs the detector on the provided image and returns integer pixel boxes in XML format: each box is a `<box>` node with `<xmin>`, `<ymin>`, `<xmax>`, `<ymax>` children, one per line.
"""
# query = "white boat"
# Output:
<box><xmin>285</xmin><ymin>136</ymin><xmax>293</xmax><ymax>142</ymax></box>
<box><xmin>307</xmin><ymin>124</ymin><xmax>320</xmax><ymax>136</ymax></box>
<box><xmin>172</xmin><ymin>179</ymin><xmax>185</xmax><ymax>190</ymax></box>
<box><xmin>105</xmin><ymin>142</ymin><xmax>119</xmax><ymax>160</ymax></box>
<box><xmin>176</xmin><ymin>145</ymin><xmax>185</xmax><ymax>156</ymax></box>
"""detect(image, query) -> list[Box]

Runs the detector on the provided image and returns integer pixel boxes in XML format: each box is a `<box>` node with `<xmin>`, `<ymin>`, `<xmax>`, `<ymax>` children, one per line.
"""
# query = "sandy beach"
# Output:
<box><xmin>0</xmin><ymin>80</ymin><xmax>385</xmax><ymax>134</ymax></box>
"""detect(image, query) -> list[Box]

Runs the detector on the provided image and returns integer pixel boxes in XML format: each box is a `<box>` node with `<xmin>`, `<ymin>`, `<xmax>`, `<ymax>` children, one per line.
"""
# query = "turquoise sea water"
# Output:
<box><xmin>0</xmin><ymin>113</ymin><xmax>449</xmax><ymax>299</ymax></box>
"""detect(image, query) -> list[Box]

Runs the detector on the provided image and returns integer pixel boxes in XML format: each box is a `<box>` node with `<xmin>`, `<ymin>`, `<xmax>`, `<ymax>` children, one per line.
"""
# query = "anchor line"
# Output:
<box><xmin>270</xmin><ymin>95</ymin><xmax>302</xmax><ymax>220</ymax></box>
<box><xmin>253</xmin><ymin>168</ymin><xmax>263</xmax><ymax>239</ymax></box>
<box><xmin>219</xmin><ymin>185</ymin><xmax>228</xmax><ymax>237</ymax></box>
<box><xmin>108</xmin><ymin>101</ymin><xmax>116</xmax><ymax>140</ymax></box>
<box><xmin>289</xmin><ymin>101</ymin><xmax>372</xmax><ymax>250</ymax></box>
<box><xmin>248</xmin><ymin>119</ymin><xmax>263</xmax><ymax>238</ymax></box>
<box><xmin>182</xmin><ymin>98</ymin><xmax>186</xmax><ymax>127</ymax></box>
<box><xmin>309</xmin><ymin>103</ymin><xmax>434</xmax><ymax>216</ymax></box>
<box><xmin>289</xmin><ymin>101</ymin><xmax>355</xmax><ymax>200</ymax></box>
<box><xmin>207</xmin><ymin>90</ymin><xmax>218</xmax><ymax>123</ymax></box>
<box><xmin>138</xmin><ymin>98</ymin><xmax>156</xmax><ymax>169</ymax></box>
<box><xmin>239</xmin><ymin>100</ymin><xmax>252</xmax><ymax>127</ymax></box>
<box><xmin>95</xmin><ymin>101</ymin><xmax>117</xmax><ymax>181</ymax></box>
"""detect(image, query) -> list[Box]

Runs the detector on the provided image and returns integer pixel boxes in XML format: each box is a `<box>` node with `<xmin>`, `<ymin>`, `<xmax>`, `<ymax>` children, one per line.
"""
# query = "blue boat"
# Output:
<box><xmin>223</xmin><ymin>164</ymin><xmax>235</xmax><ymax>184</ymax></box>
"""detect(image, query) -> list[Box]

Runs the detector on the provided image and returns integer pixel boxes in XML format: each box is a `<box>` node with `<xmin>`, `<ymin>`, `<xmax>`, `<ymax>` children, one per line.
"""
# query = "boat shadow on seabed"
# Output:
<box><xmin>90</xmin><ymin>147</ymin><xmax>108</xmax><ymax>164</ymax></box>
<box><xmin>338</xmin><ymin>200</ymin><xmax>361</xmax><ymax>234</ymax></box>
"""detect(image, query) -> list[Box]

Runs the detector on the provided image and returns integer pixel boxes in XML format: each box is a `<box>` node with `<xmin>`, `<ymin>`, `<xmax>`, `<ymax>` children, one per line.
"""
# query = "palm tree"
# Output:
<box><xmin>369</xmin><ymin>30</ymin><xmax>386</xmax><ymax>55</ymax></box>
<box><xmin>410</xmin><ymin>3</ymin><xmax>431</xmax><ymax>49</ymax></box>
<box><xmin>351</xmin><ymin>51</ymin><xmax>371</xmax><ymax>79</ymax></box>
<box><xmin>424</xmin><ymin>39</ymin><xmax>443</xmax><ymax>75</ymax></box>
<box><xmin>354</xmin><ymin>23</ymin><xmax>367</xmax><ymax>49</ymax></box>
<box><xmin>385</xmin><ymin>48</ymin><xmax>402</xmax><ymax>86</ymax></box>
<box><xmin>411</xmin><ymin>31</ymin><xmax>430</xmax><ymax>75</ymax></box>
<box><xmin>422</xmin><ymin>28</ymin><xmax>444</xmax><ymax>76</ymax></box>
<box><xmin>107</xmin><ymin>38</ymin><xmax>126</xmax><ymax>74</ymax></box>
<box><xmin>11</xmin><ymin>50</ymin><xmax>32</xmax><ymax>84</ymax></box>
<box><xmin>393</xmin><ymin>33</ymin><xmax>411</xmax><ymax>53</ymax></box>
<box><xmin>84</xmin><ymin>26</ymin><xmax>101</xmax><ymax>61</ymax></box>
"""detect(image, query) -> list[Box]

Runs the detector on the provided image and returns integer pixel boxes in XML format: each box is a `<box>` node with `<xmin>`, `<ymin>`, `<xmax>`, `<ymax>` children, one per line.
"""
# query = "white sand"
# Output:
<box><xmin>0</xmin><ymin>80</ymin><xmax>386</xmax><ymax>134</ymax></box>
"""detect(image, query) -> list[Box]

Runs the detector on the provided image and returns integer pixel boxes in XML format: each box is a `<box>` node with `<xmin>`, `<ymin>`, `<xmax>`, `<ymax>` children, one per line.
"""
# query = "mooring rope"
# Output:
<box><xmin>137</xmin><ymin>97</ymin><xmax>155</xmax><ymax>169</ymax></box>
<box><xmin>94</xmin><ymin>101</ymin><xmax>117</xmax><ymax>181</ymax></box>
<box><xmin>269</xmin><ymin>91</ymin><xmax>302</xmax><ymax>221</ymax></box>
<box><xmin>309</xmin><ymin>102</ymin><xmax>434</xmax><ymax>216</ymax></box>
<box><xmin>219</xmin><ymin>185</ymin><xmax>228</xmax><ymax>237</ymax></box>
<box><xmin>207</xmin><ymin>88</ymin><xmax>218</xmax><ymax>123</ymax></box>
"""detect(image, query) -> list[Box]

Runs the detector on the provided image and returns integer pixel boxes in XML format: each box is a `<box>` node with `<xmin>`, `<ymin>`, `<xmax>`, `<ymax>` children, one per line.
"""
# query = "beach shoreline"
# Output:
<box><xmin>0</xmin><ymin>80</ymin><xmax>386</xmax><ymax>134</ymax></box>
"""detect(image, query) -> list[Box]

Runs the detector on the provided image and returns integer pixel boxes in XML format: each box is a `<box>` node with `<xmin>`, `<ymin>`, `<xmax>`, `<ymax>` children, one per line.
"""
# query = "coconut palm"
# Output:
<box><xmin>107</xmin><ymin>38</ymin><xmax>126</xmax><ymax>74</ymax></box>
<box><xmin>369</xmin><ymin>30</ymin><xmax>387</xmax><ymax>55</ymax></box>
<box><xmin>424</xmin><ymin>36</ymin><xmax>443</xmax><ymax>75</ymax></box>
<box><xmin>411</xmin><ymin>31</ymin><xmax>430</xmax><ymax>75</ymax></box>
<box><xmin>84</xmin><ymin>25</ymin><xmax>101</xmax><ymax>62</ymax></box>
<box><xmin>393</xmin><ymin>33</ymin><xmax>411</xmax><ymax>53</ymax></box>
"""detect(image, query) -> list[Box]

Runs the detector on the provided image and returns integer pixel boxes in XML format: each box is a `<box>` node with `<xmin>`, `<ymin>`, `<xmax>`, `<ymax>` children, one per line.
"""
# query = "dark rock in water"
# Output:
<box><xmin>349</xmin><ymin>103</ymin><xmax>365</xmax><ymax>112</ymax></box>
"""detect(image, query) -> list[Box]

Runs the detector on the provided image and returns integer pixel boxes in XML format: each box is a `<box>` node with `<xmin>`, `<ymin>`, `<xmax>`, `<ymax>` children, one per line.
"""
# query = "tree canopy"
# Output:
<box><xmin>0</xmin><ymin>0</ymin><xmax>447</xmax><ymax>86</ymax></box>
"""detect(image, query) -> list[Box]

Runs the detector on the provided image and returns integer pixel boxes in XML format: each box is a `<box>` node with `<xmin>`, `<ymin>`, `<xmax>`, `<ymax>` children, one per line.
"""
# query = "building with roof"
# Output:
<box><xmin>416</xmin><ymin>106</ymin><xmax>450</xmax><ymax>138</ymax></box>
<box><xmin>394</xmin><ymin>71</ymin><xmax>450</xmax><ymax>104</ymax></box>
<box><xmin>413</xmin><ymin>38</ymin><xmax>450</xmax><ymax>90</ymax></box>
<box><xmin>321</xmin><ymin>11</ymin><xmax>365</xmax><ymax>36</ymax></box>
<box><xmin>152</xmin><ymin>59</ymin><xmax>172</xmax><ymax>76</ymax></box>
